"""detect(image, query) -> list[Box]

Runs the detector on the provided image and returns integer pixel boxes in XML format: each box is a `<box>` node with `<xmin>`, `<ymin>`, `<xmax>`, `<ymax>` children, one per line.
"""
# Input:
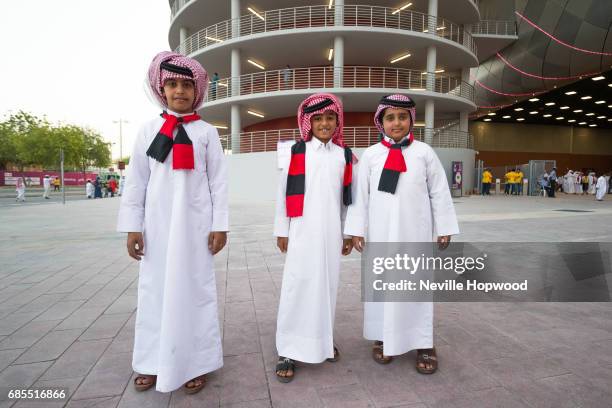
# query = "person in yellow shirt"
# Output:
<box><xmin>482</xmin><ymin>168</ymin><xmax>492</xmax><ymax>195</ymax></box>
<box><xmin>516</xmin><ymin>169</ymin><xmax>524</xmax><ymax>195</ymax></box>
<box><xmin>53</xmin><ymin>177</ymin><xmax>61</xmax><ymax>192</ymax></box>
<box><xmin>504</xmin><ymin>170</ymin><xmax>513</xmax><ymax>195</ymax></box>
<box><xmin>504</xmin><ymin>169</ymin><xmax>517</xmax><ymax>195</ymax></box>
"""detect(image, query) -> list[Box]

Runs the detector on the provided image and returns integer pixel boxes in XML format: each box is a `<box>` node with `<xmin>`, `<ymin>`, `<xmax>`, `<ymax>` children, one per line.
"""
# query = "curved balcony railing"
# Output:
<box><xmin>176</xmin><ymin>5</ymin><xmax>477</xmax><ymax>57</ymax></box>
<box><xmin>170</xmin><ymin>0</ymin><xmax>190</xmax><ymax>17</ymax></box>
<box><xmin>206</xmin><ymin>66</ymin><xmax>474</xmax><ymax>103</ymax></box>
<box><xmin>218</xmin><ymin>127</ymin><xmax>473</xmax><ymax>153</ymax></box>
<box><xmin>471</xmin><ymin>20</ymin><xmax>517</xmax><ymax>36</ymax></box>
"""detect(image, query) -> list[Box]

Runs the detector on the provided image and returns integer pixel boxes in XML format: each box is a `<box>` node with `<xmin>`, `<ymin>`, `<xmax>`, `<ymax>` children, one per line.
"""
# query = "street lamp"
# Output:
<box><xmin>113</xmin><ymin>118</ymin><xmax>129</xmax><ymax>176</ymax></box>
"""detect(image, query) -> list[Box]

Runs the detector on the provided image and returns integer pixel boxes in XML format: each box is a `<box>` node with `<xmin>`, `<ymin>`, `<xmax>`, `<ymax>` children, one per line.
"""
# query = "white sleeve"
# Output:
<box><xmin>426</xmin><ymin>147</ymin><xmax>459</xmax><ymax>236</ymax></box>
<box><xmin>117</xmin><ymin>126</ymin><xmax>151</xmax><ymax>233</ymax></box>
<box><xmin>344</xmin><ymin>151</ymin><xmax>369</xmax><ymax>237</ymax></box>
<box><xmin>273</xmin><ymin>167</ymin><xmax>290</xmax><ymax>237</ymax></box>
<box><xmin>205</xmin><ymin>126</ymin><xmax>229</xmax><ymax>232</ymax></box>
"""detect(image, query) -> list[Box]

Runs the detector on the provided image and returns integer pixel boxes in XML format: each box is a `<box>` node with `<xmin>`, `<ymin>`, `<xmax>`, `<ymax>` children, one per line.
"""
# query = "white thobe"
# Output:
<box><xmin>85</xmin><ymin>182</ymin><xmax>94</xmax><ymax>198</ymax></box>
<box><xmin>117</xmin><ymin>112</ymin><xmax>228</xmax><ymax>392</ymax></box>
<box><xmin>565</xmin><ymin>173</ymin><xmax>574</xmax><ymax>194</ymax></box>
<box><xmin>344</xmin><ymin>137</ymin><xmax>459</xmax><ymax>356</ymax></box>
<box><xmin>588</xmin><ymin>175</ymin><xmax>597</xmax><ymax>194</ymax></box>
<box><xmin>596</xmin><ymin>176</ymin><xmax>607</xmax><ymax>201</ymax></box>
<box><xmin>274</xmin><ymin>138</ymin><xmax>349</xmax><ymax>363</ymax></box>
<box><xmin>43</xmin><ymin>177</ymin><xmax>51</xmax><ymax>198</ymax></box>
<box><xmin>16</xmin><ymin>180</ymin><xmax>25</xmax><ymax>201</ymax></box>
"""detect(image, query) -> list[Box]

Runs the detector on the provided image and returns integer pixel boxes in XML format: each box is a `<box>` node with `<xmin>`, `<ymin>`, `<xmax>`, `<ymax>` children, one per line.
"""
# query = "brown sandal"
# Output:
<box><xmin>326</xmin><ymin>346</ymin><xmax>340</xmax><ymax>363</ymax></box>
<box><xmin>416</xmin><ymin>348</ymin><xmax>438</xmax><ymax>374</ymax></box>
<box><xmin>372</xmin><ymin>341</ymin><xmax>393</xmax><ymax>364</ymax></box>
<box><xmin>134</xmin><ymin>374</ymin><xmax>156</xmax><ymax>391</ymax></box>
<box><xmin>184</xmin><ymin>375</ymin><xmax>206</xmax><ymax>394</ymax></box>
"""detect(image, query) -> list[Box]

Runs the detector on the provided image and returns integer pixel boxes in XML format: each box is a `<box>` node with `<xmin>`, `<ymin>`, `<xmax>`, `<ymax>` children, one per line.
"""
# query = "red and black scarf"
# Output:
<box><xmin>378</xmin><ymin>133</ymin><xmax>414</xmax><ymax>194</ymax></box>
<box><xmin>146</xmin><ymin>112</ymin><xmax>201</xmax><ymax>170</ymax></box>
<box><xmin>286</xmin><ymin>140</ymin><xmax>353</xmax><ymax>217</ymax></box>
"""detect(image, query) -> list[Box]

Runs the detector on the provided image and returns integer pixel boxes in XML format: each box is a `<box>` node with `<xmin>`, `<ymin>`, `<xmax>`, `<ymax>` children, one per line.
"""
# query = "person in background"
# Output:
<box><xmin>94</xmin><ymin>176</ymin><xmax>102</xmax><ymax>199</ymax></box>
<box><xmin>481</xmin><ymin>168</ymin><xmax>492</xmax><ymax>196</ymax></box>
<box><xmin>16</xmin><ymin>176</ymin><xmax>26</xmax><ymax>202</ymax></box>
<box><xmin>86</xmin><ymin>179</ymin><xmax>94</xmax><ymax>199</ymax></box>
<box><xmin>548</xmin><ymin>167</ymin><xmax>557</xmax><ymax>197</ymax></box>
<box><xmin>108</xmin><ymin>176</ymin><xmax>118</xmax><ymax>198</ymax></box>
<box><xmin>42</xmin><ymin>175</ymin><xmax>51</xmax><ymax>199</ymax></box>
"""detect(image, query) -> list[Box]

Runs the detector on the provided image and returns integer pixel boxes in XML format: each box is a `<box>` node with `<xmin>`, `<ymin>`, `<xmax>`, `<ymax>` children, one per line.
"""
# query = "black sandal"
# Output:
<box><xmin>372</xmin><ymin>341</ymin><xmax>393</xmax><ymax>364</ymax></box>
<box><xmin>326</xmin><ymin>346</ymin><xmax>340</xmax><ymax>363</ymax></box>
<box><xmin>276</xmin><ymin>357</ymin><xmax>295</xmax><ymax>383</ymax></box>
<box><xmin>416</xmin><ymin>348</ymin><xmax>438</xmax><ymax>374</ymax></box>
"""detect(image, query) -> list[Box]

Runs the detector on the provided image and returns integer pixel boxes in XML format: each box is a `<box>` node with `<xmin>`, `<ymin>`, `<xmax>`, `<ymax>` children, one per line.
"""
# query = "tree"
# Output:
<box><xmin>0</xmin><ymin>111</ymin><xmax>111</xmax><ymax>173</ymax></box>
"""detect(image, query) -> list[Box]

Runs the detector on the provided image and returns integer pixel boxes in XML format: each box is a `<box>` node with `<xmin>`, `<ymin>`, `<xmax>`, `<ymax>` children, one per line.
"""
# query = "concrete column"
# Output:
<box><xmin>333</xmin><ymin>36</ymin><xmax>344</xmax><ymax>87</ymax></box>
<box><xmin>231</xmin><ymin>104</ymin><xmax>241</xmax><ymax>154</ymax></box>
<box><xmin>333</xmin><ymin>0</ymin><xmax>344</xmax><ymax>87</ymax></box>
<box><xmin>427</xmin><ymin>0</ymin><xmax>438</xmax><ymax>34</ymax></box>
<box><xmin>231</xmin><ymin>0</ymin><xmax>240</xmax><ymax>38</ymax></box>
<box><xmin>230</xmin><ymin>0</ymin><xmax>241</xmax><ymax>158</ymax></box>
<box><xmin>334</xmin><ymin>0</ymin><xmax>344</xmax><ymax>24</ymax></box>
<box><xmin>231</xmin><ymin>48</ymin><xmax>240</xmax><ymax>97</ymax></box>
<box><xmin>459</xmin><ymin>67</ymin><xmax>470</xmax><ymax>133</ymax></box>
<box><xmin>179</xmin><ymin>27</ymin><xmax>188</xmax><ymax>54</ymax></box>
<box><xmin>425</xmin><ymin>99</ymin><xmax>435</xmax><ymax>145</ymax></box>
<box><xmin>426</xmin><ymin>45</ymin><xmax>436</xmax><ymax>91</ymax></box>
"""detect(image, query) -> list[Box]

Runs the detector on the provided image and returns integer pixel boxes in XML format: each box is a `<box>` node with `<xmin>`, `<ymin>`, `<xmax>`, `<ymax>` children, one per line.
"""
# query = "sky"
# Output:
<box><xmin>0</xmin><ymin>0</ymin><xmax>171</xmax><ymax>159</ymax></box>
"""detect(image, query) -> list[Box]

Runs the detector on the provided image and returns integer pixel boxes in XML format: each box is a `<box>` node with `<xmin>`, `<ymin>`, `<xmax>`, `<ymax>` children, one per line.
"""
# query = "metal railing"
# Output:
<box><xmin>177</xmin><ymin>5</ymin><xmax>477</xmax><ymax>57</ymax></box>
<box><xmin>206</xmin><ymin>66</ymin><xmax>474</xmax><ymax>103</ymax></box>
<box><xmin>218</xmin><ymin>127</ymin><xmax>473</xmax><ymax>153</ymax></box>
<box><xmin>471</xmin><ymin>20</ymin><xmax>517</xmax><ymax>36</ymax></box>
<box><xmin>170</xmin><ymin>0</ymin><xmax>190</xmax><ymax>17</ymax></box>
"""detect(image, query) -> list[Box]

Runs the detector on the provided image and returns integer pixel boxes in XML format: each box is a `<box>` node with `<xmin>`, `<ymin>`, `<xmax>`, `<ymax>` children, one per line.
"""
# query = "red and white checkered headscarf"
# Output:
<box><xmin>297</xmin><ymin>93</ymin><xmax>345</xmax><ymax>147</ymax></box>
<box><xmin>374</xmin><ymin>94</ymin><xmax>416</xmax><ymax>136</ymax></box>
<box><xmin>147</xmin><ymin>51</ymin><xmax>209</xmax><ymax>111</ymax></box>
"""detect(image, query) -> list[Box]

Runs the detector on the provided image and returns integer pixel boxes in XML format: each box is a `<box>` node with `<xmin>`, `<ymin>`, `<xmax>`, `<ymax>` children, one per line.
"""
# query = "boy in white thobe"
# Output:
<box><xmin>117</xmin><ymin>52</ymin><xmax>228</xmax><ymax>394</ymax></box>
<box><xmin>345</xmin><ymin>94</ymin><xmax>459</xmax><ymax>374</ymax></box>
<box><xmin>274</xmin><ymin>93</ymin><xmax>354</xmax><ymax>382</ymax></box>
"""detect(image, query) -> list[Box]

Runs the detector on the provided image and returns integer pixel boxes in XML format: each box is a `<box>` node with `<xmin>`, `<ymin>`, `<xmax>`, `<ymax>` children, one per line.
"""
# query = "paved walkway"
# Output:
<box><xmin>0</xmin><ymin>194</ymin><xmax>611</xmax><ymax>407</ymax></box>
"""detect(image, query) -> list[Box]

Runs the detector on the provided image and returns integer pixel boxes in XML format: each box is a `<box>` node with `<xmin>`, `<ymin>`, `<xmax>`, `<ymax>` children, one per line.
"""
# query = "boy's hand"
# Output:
<box><xmin>208</xmin><ymin>231</ymin><xmax>227</xmax><ymax>255</ymax></box>
<box><xmin>437</xmin><ymin>235</ymin><xmax>451</xmax><ymax>250</ymax></box>
<box><xmin>127</xmin><ymin>232</ymin><xmax>144</xmax><ymax>260</ymax></box>
<box><xmin>352</xmin><ymin>236</ymin><xmax>365</xmax><ymax>253</ymax></box>
<box><xmin>277</xmin><ymin>237</ymin><xmax>288</xmax><ymax>253</ymax></box>
<box><xmin>342</xmin><ymin>238</ymin><xmax>353</xmax><ymax>255</ymax></box>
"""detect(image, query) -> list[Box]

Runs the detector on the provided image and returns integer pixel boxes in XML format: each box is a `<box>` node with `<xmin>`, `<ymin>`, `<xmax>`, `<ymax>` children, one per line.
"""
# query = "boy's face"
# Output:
<box><xmin>162</xmin><ymin>78</ymin><xmax>195</xmax><ymax>114</ymax></box>
<box><xmin>310</xmin><ymin>110</ymin><xmax>337</xmax><ymax>143</ymax></box>
<box><xmin>382</xmin><ymin>107</ymin><xmax>412</xmax><ymax>142</ymax></box>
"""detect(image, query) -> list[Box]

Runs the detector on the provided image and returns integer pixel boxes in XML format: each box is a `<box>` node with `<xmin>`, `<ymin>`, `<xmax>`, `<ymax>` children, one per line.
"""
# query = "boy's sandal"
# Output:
<box><xmin>326</xmin><ymin>346</ymin><xmax>340</xmax><ymax>363</ymax></box>
<box><xmin>276</xmin><ymin>357</ymin><xmax>295</xmax><ymax>383</ymax></box>
<box><xmin>184</xmin><ymin>375</ymin><xmax>206</xmax><ymax>394</ymax></box>
<box><xmin>134</xmin><ymin>374</ymin><xmax>156</xmax><ymax>391</ymax></box>
<box><xmin>416</xmin><ymin>348</ymin><xmax>438</xmax><ymax>374</ymax></box>
<box><xmin>372</xmin><ymin>341</ymin><xmax>393</xmax><ymax>364</ymax></box>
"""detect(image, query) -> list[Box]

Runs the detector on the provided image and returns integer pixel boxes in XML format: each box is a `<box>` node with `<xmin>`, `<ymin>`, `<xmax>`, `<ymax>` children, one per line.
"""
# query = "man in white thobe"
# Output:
<box><xmin>42</xmin><ymin>175</ymin><xmax>51</xmax><ymax>199</ymax></box>
<box><xmin>345</xmin><ymin>94</ymin><xmax>459</xmax><ymax>374</ymax></box>
<box><xmin>274</xmin><ymin>94</ymin><xmax>354</xmax><ymax>383</ymax></box>
<box><xmin>596</xmin><ymin>175</ymin><xmax>607</xmax><ymax>201</ymax></box>
<box><xmin>16</xmin><ymin>177</ymin><xmax>26</xmax><ymax>202</ymax></box>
